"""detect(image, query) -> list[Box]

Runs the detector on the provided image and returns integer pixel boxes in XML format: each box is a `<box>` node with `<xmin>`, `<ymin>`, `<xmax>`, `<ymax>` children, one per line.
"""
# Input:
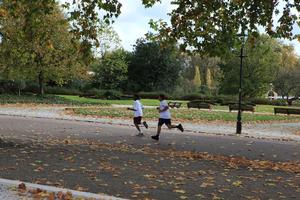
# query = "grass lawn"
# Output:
<box><xmin>1</xmin><ymin>94</ymin><xmax>298</xmax><ymax>118</ymax></box>
<box><xmin>72</xmin><ymin>107</ymin><xmax>300</xmax><ymax>123</ymax></box>
<box><xmin>59</xmin><ymin>95</ymin><xmax>188</xmax><ymax>106</ymax></box>
<box><xmin>0</xmin><ymin>94</ymin><xmax>109</xmax><ymax>106</ymax></box>
<box><xmin>213</xmin><ymin>104</ymin><xmax>300</xmax><ymax>113</ymax></box>
<box><xmin>59</xmin><ymin>96</ymin><xmax>297</xmax><ymax>114</ymax></box>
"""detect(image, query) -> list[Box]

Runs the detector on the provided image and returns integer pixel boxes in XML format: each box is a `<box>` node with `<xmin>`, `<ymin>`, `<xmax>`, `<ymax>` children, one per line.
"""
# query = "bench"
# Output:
<box><xmin>274</xmin><ymin>107</ymin><xmax>300</xmax><ymax>115</ymax></box>
<box><xmin>229</xmin><ymin>104</ymin><xmax>255</xmax><ymax>113</ymax></box>
<box><xmin>187</xmin><ymin>101</ymin><xmax>212</xmax><ymax>110</ymax></box>
<box><xmin>168</xmin><ymin>101</ymin><xmax>182</xmax><ymax>108</ymax></box>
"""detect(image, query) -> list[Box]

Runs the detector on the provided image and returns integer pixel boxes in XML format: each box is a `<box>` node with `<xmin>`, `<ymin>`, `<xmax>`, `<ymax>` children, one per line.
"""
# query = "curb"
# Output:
<box><xmin>0</xmin><ymin>178</ymin><xmax>127</xmax><ymax>200</ymax></box>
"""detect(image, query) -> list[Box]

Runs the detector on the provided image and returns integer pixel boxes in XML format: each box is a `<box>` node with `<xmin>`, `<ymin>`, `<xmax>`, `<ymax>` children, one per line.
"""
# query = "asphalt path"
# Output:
<box><xmin>0</xmin><ymin>115</ymin><xmax>299</xmax><ymax>200</ymax></box>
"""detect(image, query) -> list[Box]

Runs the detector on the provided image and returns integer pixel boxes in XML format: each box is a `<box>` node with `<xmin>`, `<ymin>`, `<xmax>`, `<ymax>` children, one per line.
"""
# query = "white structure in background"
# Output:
<box><xmin>266</xmin><ymin>83</ymin><xmax>278</xmax><ymax>100</ymax></box>
<box><xmin>87</xmin><ymin>71</ymin><xmax>95</xmax><ymax>76</ymax></box>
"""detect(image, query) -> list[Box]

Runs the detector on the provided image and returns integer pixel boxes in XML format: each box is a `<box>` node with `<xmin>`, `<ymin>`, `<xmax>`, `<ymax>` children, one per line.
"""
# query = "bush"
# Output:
<box><xmin>101</xmin><ymin>90</ymin><xmax>122</xmax><ymax>100</ymax></box>
<box><xmin>0</xmin><ymin>80</ymin><xmax>19</xmax><ymax>94</ymax></box>
<box><xmin>180</xmin><ymin>93</ymin><xmax>206</xmax><ymax>101</ymax></box>
<box><xmin>293</xmin><ymin>100</ymin><xmax>300</xmax><ymax>106</ymax></box>
<box><xmin>82</xmin><ymin>89</ymin><xmax>123</xmax><ymax>100</ymax></box>
<box><xmin>45</xmin><ymin>86</ymin><xmax>83</xmax><ymax>96</ymax></box>
<box><xmin>250</xmin><ymin>98</ymin><xmax>286</xmax><ymax>106</ymax></box>
<box><xmin>138</xmin><ymin>92</ymin><xmax>167</xmax><ymax>99</ymax></box>
<box><xmin>22</xmin><ymin>82</ymin><xmax>39</xmax><ymax>94</ymax></box>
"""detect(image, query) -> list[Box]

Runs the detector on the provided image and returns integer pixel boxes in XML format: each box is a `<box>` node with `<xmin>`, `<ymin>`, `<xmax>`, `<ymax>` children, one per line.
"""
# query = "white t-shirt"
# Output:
<box><xmin>133</xmin><ymin>100</ymin><xmax>143</xmax><ymax>117</ymax></box>
<box><xmin>159</xmin><ymin>100</ymin><xmax>171</xmax><ymax>119</ymax></box>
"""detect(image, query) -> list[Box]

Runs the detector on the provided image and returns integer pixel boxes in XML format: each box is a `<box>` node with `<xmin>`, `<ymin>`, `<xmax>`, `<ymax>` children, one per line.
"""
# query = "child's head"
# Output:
<box><xmin>133</xmin><ymin>94</ymin><xmax>140</xmax><ymax>101</ymax></box>
<box><xmin>158</xmin><ymin>94</ymin><xmax>166</xmax><ymax>101</ymax></box>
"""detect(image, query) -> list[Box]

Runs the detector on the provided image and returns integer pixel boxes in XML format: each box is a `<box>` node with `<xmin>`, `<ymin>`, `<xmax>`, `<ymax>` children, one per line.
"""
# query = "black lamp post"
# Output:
<box><xmin>236</xmin><ymin>34</ymin><xmax>247</xmax><ymax>134</ymax></box>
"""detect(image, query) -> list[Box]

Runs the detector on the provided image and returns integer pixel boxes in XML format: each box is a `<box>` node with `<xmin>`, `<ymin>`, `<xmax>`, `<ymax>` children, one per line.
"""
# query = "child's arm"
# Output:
<box><xmin>159</xmin><ymin>105</ymin><xmax>169</xmax><ymax>113</ymax></box>
<box><xmin>127</xmin><ymin>108</ymin><xmax>136</xmax><ymax>111</ymax></box>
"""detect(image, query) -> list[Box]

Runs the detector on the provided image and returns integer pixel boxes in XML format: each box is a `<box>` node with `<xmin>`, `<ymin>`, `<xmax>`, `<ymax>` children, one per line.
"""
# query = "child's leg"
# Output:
<box><xmin>134</xmin><ymin>117</ymin><xmax>143</xmax><ymax>133</ymax></box>
<box><xmin>134</xmin><ymin>123</ymin><xmax>141</xmax><ymax>132</ymax></box>
<box><xmin>166</xmin><ymin>119</ymin><xmax>177</xmax><ymax>129</ymax></box>
<box><xmin>166</xmin><ymin>121</ymin><xmax>184</xmax><ymax>132</ymax></box>
<box><xmin>166</xmin><ymin>124</ymin><xmax>178</xmax><ymax>129</ymax></box>
<box><xmin>156</xmin><ymin>125</ymin><xmax>162</xmax><ymax>136</ymax></box>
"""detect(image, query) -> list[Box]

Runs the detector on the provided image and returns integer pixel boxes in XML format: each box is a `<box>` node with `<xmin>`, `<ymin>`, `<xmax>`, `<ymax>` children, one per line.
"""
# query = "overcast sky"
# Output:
<box><xmin>60</xmin><ymin>0</ymin><xmax>300</xmax><ymax>55</ymax></box>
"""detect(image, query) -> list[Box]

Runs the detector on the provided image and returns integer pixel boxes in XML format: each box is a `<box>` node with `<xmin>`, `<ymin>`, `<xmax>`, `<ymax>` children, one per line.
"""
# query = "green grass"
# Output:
<box><xmin>0</xmin><ymin>94</ymin><xmax>109</xmax><ymax>106</ymax></box>
<box><xmin>73</xmin><ymin>107</ymin><xmax>300</xmax><ymax>123</ymax></box>
<box><xmin>213</xmin><ymin>104</ymin><xmax>300</xmax><ymax>113</ymax></box>
<box><xmin>2</xmin><ymin>94</ymin><xmax>299</xmax><ymax>118</ymax></box>
<box><xmin>59</xmin><ymin>95</ymin><xmax>188</xmax><ymax>106</ymax></box>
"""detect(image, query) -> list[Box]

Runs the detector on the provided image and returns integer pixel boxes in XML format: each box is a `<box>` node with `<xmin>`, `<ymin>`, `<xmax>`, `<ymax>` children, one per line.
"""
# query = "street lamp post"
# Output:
<box><xmin>236</xmin><ymin>35</ymin><xmax>246</xmax><ymax>134</ymax></box>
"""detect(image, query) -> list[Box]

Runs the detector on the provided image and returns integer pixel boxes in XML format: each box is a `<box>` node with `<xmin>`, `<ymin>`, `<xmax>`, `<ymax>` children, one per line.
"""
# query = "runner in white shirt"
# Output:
<box><xmin>151</xmin><ymin>94</ymin><xmax>184</xmax><ymax>141</ymax></box>
<box><xmin>128</xmin><ymin>94</ymin><xmax>148</xmax><ymax>136</ymax></box>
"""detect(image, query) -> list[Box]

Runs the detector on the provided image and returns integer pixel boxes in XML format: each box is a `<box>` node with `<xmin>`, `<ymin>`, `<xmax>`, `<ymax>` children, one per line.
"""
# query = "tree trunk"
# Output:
<box><xmin>38</xmin><ymin>71</ymin><xmax>44</xmax><ymax>96</ymax></box>
<box><xmin>18</xmin><ymin>81</ymin><xmax>21</xmax><ymax>96</ymax></box>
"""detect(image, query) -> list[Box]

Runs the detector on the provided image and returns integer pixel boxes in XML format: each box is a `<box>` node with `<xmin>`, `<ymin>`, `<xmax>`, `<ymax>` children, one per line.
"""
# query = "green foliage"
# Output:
<box><xmin>92</xmin><ymin>49</ymin><xmax>129</xmax><ymax>90</ymax></box>
<box><xmin>147</xmin><ymin>0</ymin><xmax>300</xmax><ymax>55</ymax></box>
<box><xmin>250</xmin><ymin>98</ymin><xmax>287</xmax><ymax>106</ymax></box>
<box><xmin>192</xmin><ymin>66</ymin><xmax>201</xmax><ymax>88</ymax></box>
<box><xmin>128</xmin><ymin>39</ymin><xmax>183</xmax><ymax>92</ymax></box>
<box><xmin>0</xmin><ymin>1</ymin><xmax>87</xmax><ymax>95</ymax></box>
<box><xmin>273</xmin><ymin>48</ymin><xmax>300</xmax><ymax>105</ymax></box>
<box><xmin>45</xmin><ymin>87</ymin><xmax>83</xmax><ymax>96</ymax></box>
<box><xmin>220</xmin><ymin>35</ymin><xmax>282</xmax><ymax>97</ymax></box>
<box><xmin>137</xmin><ymin>92</ymin><xmax>165</xmax><ymax>100</ymax></box>
<box><xmin>63</xmin><ymin>0</ymin><xmax>122</xmax><ymax>45</ymax></box>
<box><xmin>183</xmin><ymin>54</ymin><xmax>222</xmax><ymax>93</ymax></box>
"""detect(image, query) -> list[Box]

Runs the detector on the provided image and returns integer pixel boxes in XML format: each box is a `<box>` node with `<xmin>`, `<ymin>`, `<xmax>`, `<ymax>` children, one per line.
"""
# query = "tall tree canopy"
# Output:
<box><xmin>0</xmin><ymin>1</ymin><xmax>86</xmax><ymax>95</ymax></box>
<box><xmin>128</xmin><ymin>39</ymin><xmax>183</xmax><ymax>92</ymax></box>
<box><xmin>219</xmin><ymin>35</ymin><xmax>283</xmax><ymax>97</ymax></box>
<box><xmin>2</xmin><ymin>0</ymin><xmax>298</xmax><ymax>53</ymax></box>
<box><xmin>147</xmin><ymin>0</ymin><xmax>300</xmax><ymax>55</ymax></box>
<box><xmin>92</xmin><ymin>49</ymin><xmax>129</xmax><ymax>90</ymax></box>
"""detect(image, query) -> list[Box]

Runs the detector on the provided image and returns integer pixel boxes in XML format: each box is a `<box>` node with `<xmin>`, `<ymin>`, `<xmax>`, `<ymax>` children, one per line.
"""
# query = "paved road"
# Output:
<box><xmin>0</xmin><ymin>106</ymin><xmax>299</xmax><ymax>141</ymax></box>
<box><xmin>0</xmin><ymin>115</ymin><xmax>299</xmax><ymax>200</ymax></box>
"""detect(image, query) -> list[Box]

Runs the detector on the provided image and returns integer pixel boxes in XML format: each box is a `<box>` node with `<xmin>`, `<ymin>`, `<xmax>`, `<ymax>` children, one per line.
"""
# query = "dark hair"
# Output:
<box><xmin>158</xmin><ymin>94</ymin><xmax>166</xmax><ymax>100</ymax></box>
<box><xmin>133</xmin><ymin>94</ymin><xmax>140</xmax><ymax>100</ymax></box>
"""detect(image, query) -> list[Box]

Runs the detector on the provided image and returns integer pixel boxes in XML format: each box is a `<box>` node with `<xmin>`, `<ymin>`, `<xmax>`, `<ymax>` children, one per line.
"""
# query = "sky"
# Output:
<box><xmin>60</xmin><ymin>0</ymin><xmax>300</xmax><ymax>55</ymax></box>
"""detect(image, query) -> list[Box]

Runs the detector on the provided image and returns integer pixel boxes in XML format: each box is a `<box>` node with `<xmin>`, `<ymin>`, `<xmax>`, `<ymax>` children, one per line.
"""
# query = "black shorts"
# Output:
<box><xmin>134</xmin><ymin>116</ymin><xmax>142</xmax><ymax>124</ymax></box>
<box><xmin>158</xmin><ymin>118</ymin><xmax>171</xmax><ymax>126</ymax></box>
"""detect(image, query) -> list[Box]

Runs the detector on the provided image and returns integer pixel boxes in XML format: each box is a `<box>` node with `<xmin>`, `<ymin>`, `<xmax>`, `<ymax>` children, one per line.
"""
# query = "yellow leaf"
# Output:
<box><xmin>173</xmin><ymin>189</ymin><xmax>186</xmax><ymax>194</ymax></box>
<box><xmin>232</xmin><ymin>181</ymin><xmax>242</xmax><ymax>187</ymax></box>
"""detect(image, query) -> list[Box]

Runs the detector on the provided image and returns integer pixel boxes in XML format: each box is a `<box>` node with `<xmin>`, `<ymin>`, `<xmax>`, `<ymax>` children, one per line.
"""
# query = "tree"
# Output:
<box><xmin>219</xmin><ymin>35</ymin><xmax>282</xmax><ymax>97</ymax></box>
<box><xmin>192</xmin><ymin>66</ymin><xmax>201</xmax><ymax>88</ymax></box>
<box><xmin>127</xmin><ymin>39</ymin><xmax>183</xmax><ymax>92</ymax></box>
<box><xmin>274</xmin><ymin>46</ymin><xmax>300</xmax><ymax>105</ymax></box>
<box><xmin>206</xmin><ymin>68</ymin><xmax>212</xmax><ymax>88</ymax></box>
<box><xmin>2</xmin><ymin>1</ymin><xmax>298</xmax><ymax>55</ymax></box>
<box><xmin>93</xmin><ymin>21</ymin><xmax>122</xmax><ymax>57</ymax></box>
<box><xmin>147</xmin><ymin>0</ymin><xmax>300</xmax><ymax>56</ymax></box>
<box><xmin>0</xmin><ymin>1</ymin><xmax>87</xmax><ymax>95</ymax></box>
<box><xmin>92</xmin><ymin>49</ymin><xmax>129</xmax><ymax>90</ymax></box>
<box><xmin>274</xmin><ymin>67</ymin><xmax>300</xmax><ymax>105</ymax></box>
